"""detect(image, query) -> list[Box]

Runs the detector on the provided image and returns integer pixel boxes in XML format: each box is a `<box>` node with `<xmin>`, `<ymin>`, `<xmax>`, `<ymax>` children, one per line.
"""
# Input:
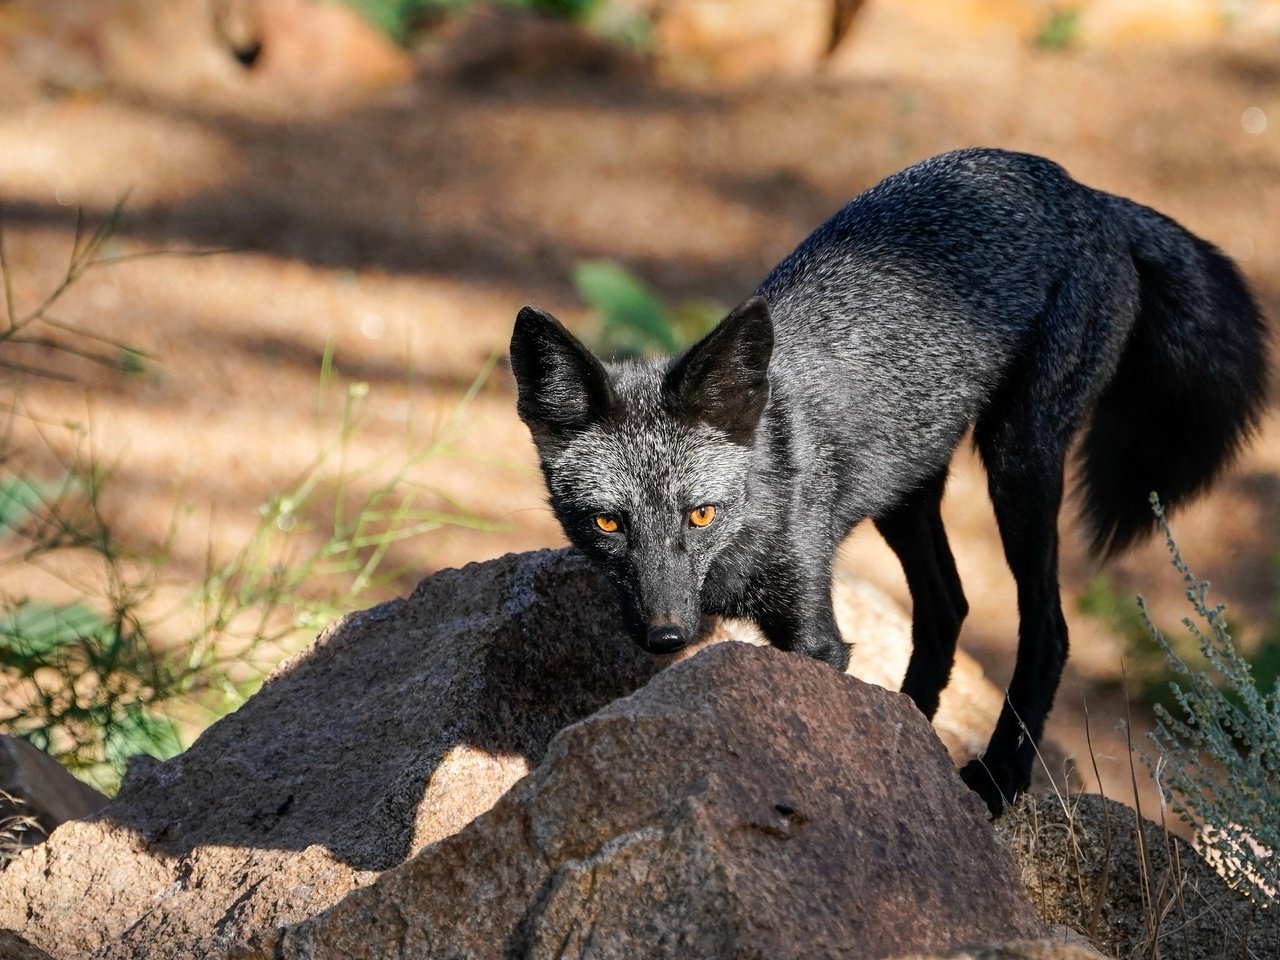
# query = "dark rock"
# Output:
<box><xmin>0</xmin><ymin>735</ymin><xmax>106</xmax><ymax>851</ymax></box>
<box><xmin>0</xmin><ymin>548</ymin><xmax>1019</xmax><ymax>959</ymax></box>
<box><xmin>890</xmin><ymin>941</ymin><xmax>1107</xmax><ymax>959</ymax></box>
<box><xmin>240</xmin><ymin>642</ymin><xmax>1045</xmax><ymax>960</ymax></box>
<box><xmin>0</xmin><ymin>930</ymin><xmax>59</xmax><ymax>960</ymax></box>
<box><xmin>999</xmin><ymin>792</ymin><xmax>1280</xmax><ymax>960</ymax></box>
<box><xmin>0</xmin><ymin>550</ymin><xmax>660</xmax><ymax>959</ymax></box>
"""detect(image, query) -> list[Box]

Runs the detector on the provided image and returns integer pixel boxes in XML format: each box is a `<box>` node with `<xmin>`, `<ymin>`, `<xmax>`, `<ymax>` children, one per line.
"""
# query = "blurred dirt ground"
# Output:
<box><xmin>1</xmin><ymin>0</ymin><xmax>1279</xmax><ymax>808</ymax></box>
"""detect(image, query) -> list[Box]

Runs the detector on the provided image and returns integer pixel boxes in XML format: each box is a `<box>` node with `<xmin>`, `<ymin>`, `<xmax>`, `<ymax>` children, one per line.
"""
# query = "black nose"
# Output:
<box><xmin>643</xmin><ymin>625</ymin><xmax>687</xmax><ymax>654</ymax></box>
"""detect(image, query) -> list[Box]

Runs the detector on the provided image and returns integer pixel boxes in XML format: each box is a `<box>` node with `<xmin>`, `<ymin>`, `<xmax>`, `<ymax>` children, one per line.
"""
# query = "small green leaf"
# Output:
<box><xmin>118</xmin><ymin>348</ymin><xmax>147</xmax><ymax>374</ymax></box>
<box><xmin>573</xmin><ymin>261</ymin><xmax>680</xmax><ymax>355</ymax></box>
<box><xmin>0</xmin><ymin>477</ymin><xmax>44</xmax><ymax>535</ymax></box>
<box><xmin>1035</xmin><ymin>10</ymin><xmax>1081</xmax><ymax>50</ymax></box>
<box><xmin>0</xmin><ymin>601</ymin><xmax>109</xmax><ymax>658</ymax></box>
<box><xmin>103</xmin><ymin>703</ymin><xmax>183</xmax><ymax>769</ymax></box>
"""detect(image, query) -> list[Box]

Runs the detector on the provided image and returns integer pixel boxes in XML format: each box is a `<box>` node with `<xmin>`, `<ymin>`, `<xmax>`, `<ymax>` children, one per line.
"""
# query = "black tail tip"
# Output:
<box><xmin>1083</xmin><ymin>490</ymin><xmax>1159</xmax><ymax>562</ymax></box>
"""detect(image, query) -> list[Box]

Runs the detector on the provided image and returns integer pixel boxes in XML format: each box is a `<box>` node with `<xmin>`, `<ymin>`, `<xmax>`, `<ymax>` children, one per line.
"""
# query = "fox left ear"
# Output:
<box><xmin>510</xmin><ymin>305</ymin><xmax>614</xmax><ymax>440</ymax></box>
<box><xmin>665</xmin><ymin>296</ymin><xmax>773</xmax><ymax>444</ymax></box>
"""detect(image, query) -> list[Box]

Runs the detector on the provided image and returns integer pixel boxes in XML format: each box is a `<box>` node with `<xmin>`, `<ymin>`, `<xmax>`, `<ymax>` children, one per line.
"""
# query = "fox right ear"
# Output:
<box><xmin>665</xmin><ymin>296</ymin><xmax>773</xmax><ymax>444</ymax></box>
<box><xmin>510</xmin><ymin>306</ymin><xmax>613</xmax><ymax>437</ymax></box>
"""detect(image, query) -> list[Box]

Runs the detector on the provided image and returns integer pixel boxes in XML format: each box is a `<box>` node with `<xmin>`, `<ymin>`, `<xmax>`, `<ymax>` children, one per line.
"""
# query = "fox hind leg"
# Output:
<box><xmin>961</xmin><ymin>267</ymin><xmax>1132</xmax><ymax>815</ymax></box>
<box><xmin>961</xmin><ymin>432</ymin><xmax>1069</xmax><ymax>816</ymax></box>
<box><xmin>874</xmin><ymin>468</ymin><xmax>969</xmax><ymax>720</ymax></box>
<box><xmin>964</xmin><ymin>335</ymin><xmax>1104</xmax><ymax>815</ymax></box>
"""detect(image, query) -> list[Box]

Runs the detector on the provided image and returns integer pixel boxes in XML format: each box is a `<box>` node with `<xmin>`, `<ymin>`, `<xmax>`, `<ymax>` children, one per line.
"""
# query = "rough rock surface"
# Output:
<box><xmin>710</xmin><ymin>569</ymin><xmax>1073</xmax><ymax>796</ymax></box>
<box><xmin>238</xmin><ymin>642</ymin><xmax>1045</xmax><ymax>959</ymax></box>
<box><xmin>999</xmin><ymin>792</ymin><xmax>1280</xmax><ymax>960</ymax></box>
<box><xmin>709</xmin><ymin>565</ymin><xmax>1006</xmax><ymax>765</ymax></box>
<box><xmin>890</xmin><ymin>942</ymin><xmax>1107</xmax><ymax>960</ymax></box>
<box><xmin>0</xmin><ymin>548</ymin><xmax>1014</xmax><ymax>959</ymax></box>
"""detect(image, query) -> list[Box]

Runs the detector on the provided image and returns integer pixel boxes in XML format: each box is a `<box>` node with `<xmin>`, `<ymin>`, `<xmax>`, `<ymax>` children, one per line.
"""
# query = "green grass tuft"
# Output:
<box><xmin>1035</xmin><ymin>9</ymin><xmax>1082</xmax><ymax>50</ymax></box>
<box><xmin>0</xmin><ymin>205</ymin><xmax>502</xmax><ymax>793</ymax></box>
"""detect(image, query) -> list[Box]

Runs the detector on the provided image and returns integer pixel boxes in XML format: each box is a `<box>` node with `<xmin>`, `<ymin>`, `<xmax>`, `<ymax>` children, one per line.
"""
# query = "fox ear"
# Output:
<box><xmin>665</xmin><ymin>296</ymin><xmax>773</xmax><ymax>444</ymax></box>
<box><xmin>510</xmin><ymin>306</ymin><xmax>613</xmax><ymax>437</ymax></box>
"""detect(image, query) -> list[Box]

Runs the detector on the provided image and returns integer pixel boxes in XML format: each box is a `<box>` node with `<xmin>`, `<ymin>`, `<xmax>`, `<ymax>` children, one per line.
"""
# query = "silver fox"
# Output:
<box><xmin>510</xmin><ymin>148</ymin><xmax>1268</xmax><ymax>815</ymax></box>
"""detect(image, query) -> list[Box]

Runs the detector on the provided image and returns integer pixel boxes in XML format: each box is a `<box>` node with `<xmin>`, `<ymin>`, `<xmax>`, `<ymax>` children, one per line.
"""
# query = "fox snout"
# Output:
<box><xmin>603</xmin><ymin>547</ymin><xmax>704</xmax><ymax>657</ymax></box>
<box><xmin>640</xmin><ymin>622</ymin><xmax>688</xmax><ymax>655</ymax></box>
<box><xmin>613</xmin><ymin>573</ymin><xmax>698</xmax><ymax>655</ymax></box>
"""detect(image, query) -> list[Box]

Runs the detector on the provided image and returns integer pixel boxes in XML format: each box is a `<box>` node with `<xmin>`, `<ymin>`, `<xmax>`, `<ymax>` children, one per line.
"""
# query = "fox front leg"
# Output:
<box><xmin>750</xmin><ymin>565</ymin><xmax>850</xmax><ymax>672</ymax></box>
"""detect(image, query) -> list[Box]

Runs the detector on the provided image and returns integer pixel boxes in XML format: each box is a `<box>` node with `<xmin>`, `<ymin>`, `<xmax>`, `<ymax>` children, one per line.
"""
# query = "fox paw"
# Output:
<box><xmin>959</xmin><ymin>758</ymin><xmax>1025</xmax><ymax>818</ymax></box>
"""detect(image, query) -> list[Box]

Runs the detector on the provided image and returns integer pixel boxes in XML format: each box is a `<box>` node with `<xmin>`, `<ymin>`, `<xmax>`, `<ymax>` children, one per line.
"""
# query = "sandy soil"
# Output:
<box><xmin>2</xmin><ymin>0</ymin><xmax>1279</xmax><ymax>810</ymax></box>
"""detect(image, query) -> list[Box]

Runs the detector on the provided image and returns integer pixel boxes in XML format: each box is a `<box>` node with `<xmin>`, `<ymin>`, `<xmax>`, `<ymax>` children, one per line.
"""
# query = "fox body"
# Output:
<box><xmin>510</xmin><ymin>148</ymin><xmax>1267</xmax><ymax>814</ymax></box>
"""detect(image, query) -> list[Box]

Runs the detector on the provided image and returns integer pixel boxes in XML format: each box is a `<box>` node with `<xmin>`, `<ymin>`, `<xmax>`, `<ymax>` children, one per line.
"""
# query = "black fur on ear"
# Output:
<box><xmin>510</xmin><ymin>306</ymin><xmax>614</xmax><ymax>436</ymax></box>
<box><xmin>664</xmin><ymin>296</ymin><xmax>774</xmax><ymax>444</ymax></box>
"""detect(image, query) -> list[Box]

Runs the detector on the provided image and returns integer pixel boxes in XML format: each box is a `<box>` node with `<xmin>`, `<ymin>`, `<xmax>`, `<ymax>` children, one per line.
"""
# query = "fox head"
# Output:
<box><xmin>510</xmin><ymin>297</ymin><xmax>774</xmax><ymax>655</ymax></box>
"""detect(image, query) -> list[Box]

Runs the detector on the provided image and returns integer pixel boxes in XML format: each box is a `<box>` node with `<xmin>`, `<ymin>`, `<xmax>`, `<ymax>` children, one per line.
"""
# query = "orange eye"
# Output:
<box><xmin>594</xmin><ymin>514</ymin><xmax>620</xmax><ymax>533</ymax></box>
<box><xmin>689</xmin><ymin>505</ymin><xmax>716</xmax><ymax>528</ymax></box>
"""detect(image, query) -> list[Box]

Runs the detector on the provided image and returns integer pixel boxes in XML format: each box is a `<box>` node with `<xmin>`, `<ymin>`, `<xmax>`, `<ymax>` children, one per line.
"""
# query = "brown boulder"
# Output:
<box><xmin>240</xmin><ymin>642</ymin><xmax>1046</xmax><ymax>959</ymax></box>
<box><xmin>999</xmin><ymin>793</ymin><xmax>1280</xmax><ymax>960</ymax></box>
<box><xmin>95</xmin><ymin>0</ymin><xmax>411</xmax><ymax>115</ymax></box>
<box><xmin>709</xmin><ymin>568</ymin><xmax>1072</xmax><ymax>795</ymax></box>
<box><xmin>891</xmin><ymin>941</ymin><xmax>1107</xmax><ymax>960</ymax></box>
<box><xmin>2</xmin><ymin>821</ymin><xmax>350</xmax><ymax>960</ymax></box>
<box><xmin>702</xmin><ymin>565</ymin><xmax>1006</xmax><ymax>765</ymax></box>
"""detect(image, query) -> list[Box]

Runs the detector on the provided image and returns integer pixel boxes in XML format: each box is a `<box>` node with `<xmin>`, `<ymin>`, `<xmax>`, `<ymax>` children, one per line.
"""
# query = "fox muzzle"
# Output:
<box><xmin>640</xmin><ymin>624</ymin><xmax>688</xmax><ymax>654</ymax></box>
<box><xmin>611</xmin><ymin>549</ymin><xmax>701</xmax><ymax>656</ymax></box>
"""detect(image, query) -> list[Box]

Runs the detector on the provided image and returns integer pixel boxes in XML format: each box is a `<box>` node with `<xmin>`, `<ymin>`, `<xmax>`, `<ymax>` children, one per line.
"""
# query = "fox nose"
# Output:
<box><xmin>643</xmin><ymin>624</ymin><xmax>687</xmax><ymax>654</ymax></box>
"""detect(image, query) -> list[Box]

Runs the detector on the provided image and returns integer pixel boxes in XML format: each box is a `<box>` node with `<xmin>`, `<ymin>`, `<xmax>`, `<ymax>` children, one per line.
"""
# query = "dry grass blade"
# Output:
<box><xmin>0</xmin><ymin>207</ymin><xmax>16</xmax><ymax>331</ymax></box>
<box><xmin>2</xmin><ymin>326</ymin><xmax>502</xmax><ymax>792</ymax></box>
<box><xmin>1083</xmin><ymin>703</ymin><xmax>1113</xmax><ymax>944</ymax></box>
<box><xmin>0</xmin><ymin>197</ymin><xmax>170</xmax><ymax>380</ymax></box>
<box><xmin>0</xmin><ymin>791</ymin><xmax>45</xmax><ymax>860</ymax></box>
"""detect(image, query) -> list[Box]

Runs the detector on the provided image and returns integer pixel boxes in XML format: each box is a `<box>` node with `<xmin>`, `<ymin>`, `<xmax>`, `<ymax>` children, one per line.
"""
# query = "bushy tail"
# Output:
<box><xmin>1081</xmin><ymin>199</ymin><xmax>1270</xmax><ymax>558</ymax></box>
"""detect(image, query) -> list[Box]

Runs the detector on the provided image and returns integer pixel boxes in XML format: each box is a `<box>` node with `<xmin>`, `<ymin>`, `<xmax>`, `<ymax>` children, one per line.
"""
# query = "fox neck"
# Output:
<box><xmin>695</xmin><ymin>399</ymin><xmax>794</xmax><ymax>616</ymax></box>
